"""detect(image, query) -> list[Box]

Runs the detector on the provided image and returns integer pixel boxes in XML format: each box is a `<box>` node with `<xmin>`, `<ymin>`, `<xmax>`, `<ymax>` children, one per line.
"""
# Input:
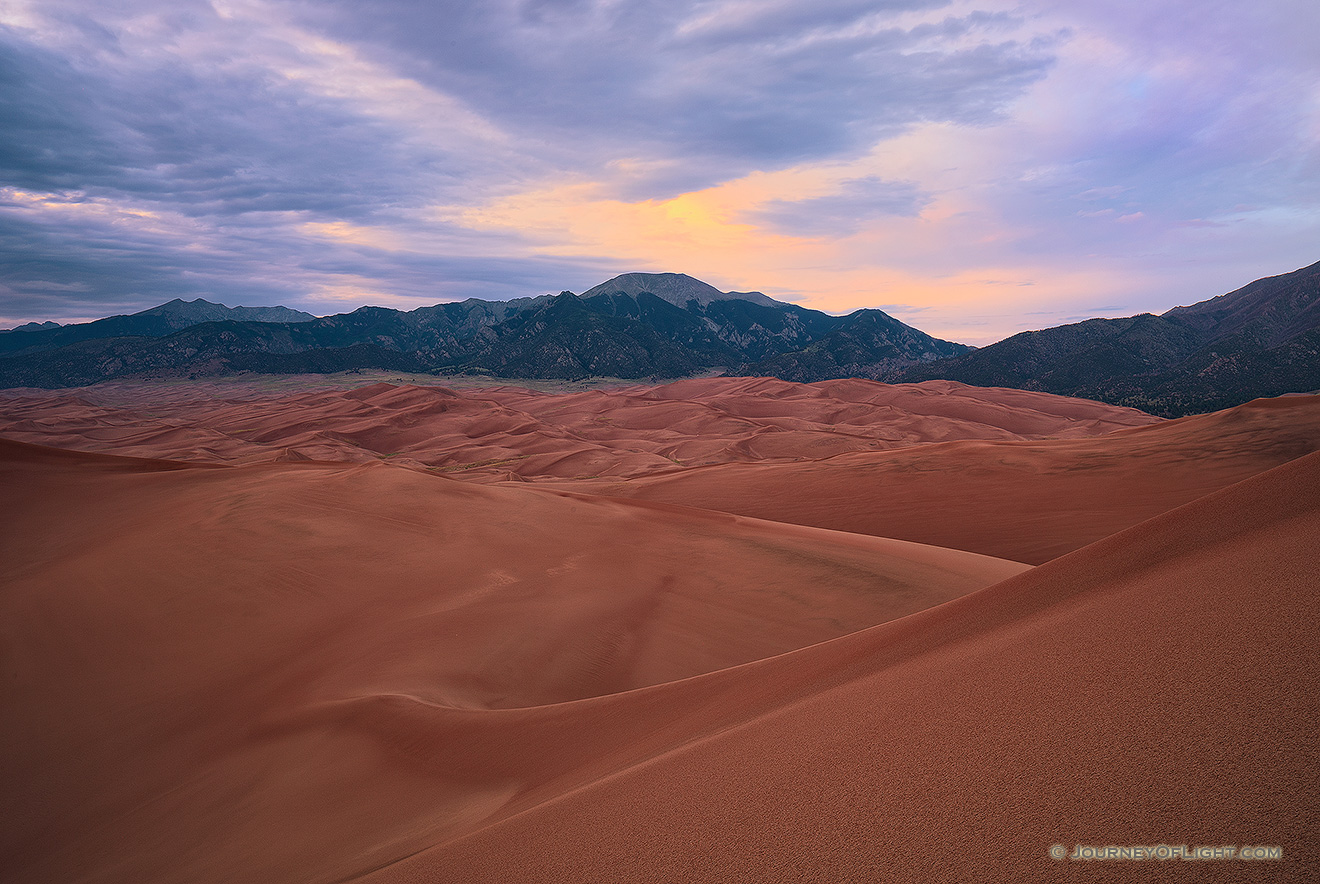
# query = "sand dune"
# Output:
<box><xmin>559</xmin><ymin>393</ymin><xmax>1320</xmax><ymax>563</ymax></box>
<box><xmin>0</xmin><ymin>376</ymin><xmax>1159</xmax><ymax>478</ymax></box>
<box><xmin>7</xmin><ymin>382</ymin><xmax>1314</xmax><ymax>566</ymax></box>
<box><xmin>371</xmin><ymin>449</ymin><xmax>1320</xmax><ymax>884</ymax></box>
<box><xmin>0</xmin><ymin>438</ymin><xmax>1023</xmax><ymax>884</ymax></box>
<box><xmin>2</xmin><ymin>377</ymin><xmax>1315</xmax><ymax>883</ymax></box>
<box><xmin>2</xmin><ymin>430</ymin><xmax>1315</xmax><ymax>883</ymax></box>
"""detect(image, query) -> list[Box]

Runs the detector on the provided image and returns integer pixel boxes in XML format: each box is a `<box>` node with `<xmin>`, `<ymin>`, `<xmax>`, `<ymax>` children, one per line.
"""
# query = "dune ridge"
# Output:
<box><xmin>0</xmin><ymin>438</ymin><xmax>1024</xmax><ymax>884</ymax></box>
<box><xmin>367</xmin><ymin>449</ymin><xmax>1320</xmax><ymax>883</ymax></box>
<box><xmin>556</xmin><ymin>393</ymin><xmax>1320</xmax><ymax>563</ymax></box>
<box><xmin>0</xmin><ymin>376</ymin><xmax>1159</xmax><ymax>476</ymax></box>
<box><xmin>1</xmin><ymin>378</ymin><xmax>1315</xmax><ymax>882</ymax></box>
<box><xmin>5</xmin><ymin>380</ymin><xmax>1317</xmax><ymax>569</ymax></box>
<box><xmin>4</xmin><ymin>436</ymin><xmax>1313</xmax><ymax>883</ymax></box>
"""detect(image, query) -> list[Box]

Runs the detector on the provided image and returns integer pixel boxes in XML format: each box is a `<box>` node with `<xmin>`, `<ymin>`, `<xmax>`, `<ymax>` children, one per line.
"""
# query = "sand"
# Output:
<box><xmin>380</xmin><ymin>450</ymin><xmax>1320</xmax><ymax>883</ymax></box>
<box><xmin>0</xmin><ymin>376</ymin><xmax>1160</xmax><ymax>476</ymax></box>
<box><xmin>0</xmin><ymin>436</ymin><xmax>1025</xmax><ymax>883</ymax></box>
<box><xmin>1</xmin><ymin>376</ymin><xmax>1315</xmax><ymax>883</ymax></box>
<box><xmin>555</xmin><ymin>394</ymin><xmax>1320</xmax><ymax>563</ymax></box>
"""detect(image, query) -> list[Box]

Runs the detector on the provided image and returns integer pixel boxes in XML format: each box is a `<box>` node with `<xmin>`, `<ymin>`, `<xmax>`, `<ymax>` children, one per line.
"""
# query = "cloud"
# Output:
<box><xmin>0</xmin><ymin>4</ymin><xmax>601</xmax><ymax>319</ymax></box>
<box><xmin>748</xmin><ymin>176</ymin><xmax>931</xmax><ymax>237</ymax></box>
<box><xmin>0</xmin><ymin>18</ymin><xmax>458</xmax><ymax>217</ymax></box>
<box><xmin>291</xmin><ymin>0</ymin><xmax>1055</xmax><ymax>195</ymax></box>
<box><xmin>0</xmin><ymin>0</ymin><xmax>1059</xmax><ymax>324</ymax></box>
<box><xmin>0</xmin><ymin>179</ymin><xmax>627</xmax><ymax>320</ymax></box>
<box><xmin>0</xmin><ymin>0</ymin><xmax>1314</xmax><ymax>345</ymax></box>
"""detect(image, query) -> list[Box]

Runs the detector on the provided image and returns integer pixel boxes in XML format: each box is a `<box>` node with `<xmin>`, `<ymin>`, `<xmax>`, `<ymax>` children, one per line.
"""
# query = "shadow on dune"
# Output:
<box><xmin>1</xmin><ymin>382</ymin><xmax>1316</xmax><ymax>883</ymax></box>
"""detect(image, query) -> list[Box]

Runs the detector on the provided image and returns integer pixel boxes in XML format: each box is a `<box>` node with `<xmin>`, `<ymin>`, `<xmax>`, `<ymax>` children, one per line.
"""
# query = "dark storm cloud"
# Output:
<box><xmin>0</xmin><ymin>6</ymin><xmax>565</xmax><ymax>320</ymax></box>
<box><xmin>0</xmin><ymin>215</ymin><xmax>280</xmax><ymax>320</ymax></box>
<box><xmin>0</xmin><ymin>31</ymin><xmax>119</xmax><ymax>194</ymax></box>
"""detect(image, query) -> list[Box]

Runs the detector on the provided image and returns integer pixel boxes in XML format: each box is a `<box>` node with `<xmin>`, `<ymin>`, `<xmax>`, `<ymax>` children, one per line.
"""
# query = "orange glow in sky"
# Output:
<box><xmin>0</xmin><ymin>0</ymin><xmax>1315</xmax><ymax>342</ymax></box>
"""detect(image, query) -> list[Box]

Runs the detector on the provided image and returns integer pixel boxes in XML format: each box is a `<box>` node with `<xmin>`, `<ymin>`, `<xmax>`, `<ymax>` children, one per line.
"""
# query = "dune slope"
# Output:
<box><xmin>0</xmin><ymin>376</ymin><xmax>1159</xmax><ymax>477</ymax></box>
<box><xmin>1</xmin><ymin>382</ymin><xmax>1315</xmax><ymax>883</ymax></box>
<box><xmin>560</xmin><ymin>394</ymin><xmax>1320</xmax><ymax>563</ymax></box>
<box><xmin>370</xmin><ymin>450</ymin><xmax>1320</xmax><ymax>884</ymax></box>
<box><xmin>0</xmin><ymin>439</ymin><xmax>1023</xmax><ymax>884</ymax></box>
<box><xmin>4</xmin><ymin>381</ymin><xmax>1316</xmax><ymax>568</ymax></box>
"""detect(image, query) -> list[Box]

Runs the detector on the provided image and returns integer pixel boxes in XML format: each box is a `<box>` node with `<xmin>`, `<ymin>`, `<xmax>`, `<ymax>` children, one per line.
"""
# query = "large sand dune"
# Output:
<box><xmin>0</xmin><ymin>437</ymin><xmax>1024</xmax><ymax>884</ymax></box>
<box><xmin>0</xmin><ymin>376</ymin><xmax>1159</xmax><ymax>476</ymax></box>
<box><xmin>553</xmin><ymin>393</ymin><xmax>1320</xmax><ymax>563</ymax></box>
<box><xmin>374</xmin><ymin>449</ymin><xmax>1320</xmax><ymax>884</ymax></box>
<box><xmin>1</xmin><ymin>377</ymin><xmax>1315</xmax><ymax>882</ymax></box>
<box><xmin>6</xmin><ymin>382</ymin><xmax>1316</xmax><ymax>567</ymax></box>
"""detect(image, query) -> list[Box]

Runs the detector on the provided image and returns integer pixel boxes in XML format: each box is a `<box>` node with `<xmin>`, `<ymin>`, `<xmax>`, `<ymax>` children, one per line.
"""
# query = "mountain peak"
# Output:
<box><xmin>581</xmin><ymin>272</ymin><xmax>781</xmax><ymax>308</ymax></box>
<box><xmin>143</xmin><ymin>298</ymin><xmax>219</xmax><ymax>313</ymax></box>
<box><xmin>0</xmin><ymin>320</ymin><xmax>63</xmax><ymax>334</ymax></box>
<box><xmin>133</xmin><ymin>299</ymin><xmax>316</xmax><ymax>324</ymax></box>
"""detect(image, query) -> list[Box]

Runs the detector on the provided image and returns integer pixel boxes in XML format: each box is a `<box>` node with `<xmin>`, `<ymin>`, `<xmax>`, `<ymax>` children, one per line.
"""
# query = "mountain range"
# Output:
<box><xmin>1</xmin><ymin>263</ymin><xmax>1317</xmax><ymax>416</ymax></box>
<box><xmin>0</xmin><ymin>273</ymin><xmax>967</xmax><ymax>390</ymax></box>
<box><xmin>901</xmin><ymin>260</ymin><xmax>1320</xmax><ymax>415</ymax></box>
<box><xmin>0</xmin><ymin>299</ymin><xmax>314</xmax><ymax>354</ymax></box>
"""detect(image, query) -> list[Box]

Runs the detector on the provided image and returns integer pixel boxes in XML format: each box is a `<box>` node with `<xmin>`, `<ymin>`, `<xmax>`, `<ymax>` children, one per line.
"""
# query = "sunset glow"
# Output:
<box><xmin>1</xmin><ymin>0</ymin><xmax>1316</xmax><ymax>343</ymax></box>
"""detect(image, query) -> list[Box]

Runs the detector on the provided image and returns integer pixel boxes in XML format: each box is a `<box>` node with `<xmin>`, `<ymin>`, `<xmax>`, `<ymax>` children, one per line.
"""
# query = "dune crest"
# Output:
<box><xmin>0</xmin><ymin>440</ymin><xmax>1024</xmax><ymax>884</ymax></box>
<box><xmin>558</xmin><ymin>393</ymin><xmax>1320</xmax><ymax>563</ymax></box>
<box><xmin>0</xmin><ymin>376</ymin><xmax>1159</xmax><ymax>477</ymax></box>
<box><xmin>2</xmin><ymin>378</ymin><xmax>1315</xmax><ymax>883</ymax></box>
<box><xmin>367</xmin><ymin>450</ymin><xmax>1320</xmax><ymax>883</ymax></box>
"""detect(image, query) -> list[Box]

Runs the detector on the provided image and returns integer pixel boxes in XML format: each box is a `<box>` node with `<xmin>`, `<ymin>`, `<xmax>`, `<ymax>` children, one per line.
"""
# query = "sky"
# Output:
<box><xmin>0</xmin><ymin>0</ymin><xmax>1316</xmax><ymax>344</ymax></box>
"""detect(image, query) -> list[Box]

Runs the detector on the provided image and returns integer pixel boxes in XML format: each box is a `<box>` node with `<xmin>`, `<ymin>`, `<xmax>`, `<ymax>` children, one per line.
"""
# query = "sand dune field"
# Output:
<box><xmin>1</xmin><ymin>377</ymin><xmax>1315</xmax><ymax>882</ymax></box>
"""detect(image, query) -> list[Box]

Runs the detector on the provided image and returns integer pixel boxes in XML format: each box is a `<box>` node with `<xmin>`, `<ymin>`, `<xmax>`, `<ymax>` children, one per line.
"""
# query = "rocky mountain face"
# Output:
<box><xmin>1163</xmin><ymin>261</ymin><xmax>1320</xmax><ymax>345</ymax></box>
<box><xmin>0</xmin><ymin>274</ymin><xmax>967</xmax><ymax>388</ymax></box>
<box><xmin>135</xmin><ymin>299</ymin><xmax>318</xmax><ymax>327</ymax></box>
<box><xmin>742</xmin><ymin>309</ymin><xmax>971</xmax><ymax>382</ymax></box>
<box><xmin>900</xmin><ymin>260</ymin><xmax>1320</xmax><ymax>416</ymax></box>
<box><xmin>4</xmin><ymin>265</ymin><xmax>1315</xmax><ymax>416</ymax></box>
